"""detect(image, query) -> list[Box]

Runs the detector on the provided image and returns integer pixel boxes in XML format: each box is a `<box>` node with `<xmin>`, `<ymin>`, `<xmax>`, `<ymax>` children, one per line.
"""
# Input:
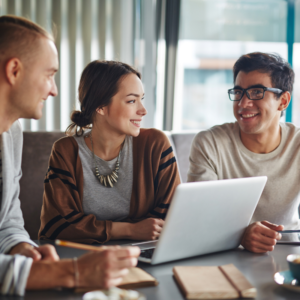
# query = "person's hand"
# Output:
<box><xmin>241</xmin><ymin>221</ymin><xmax>284</xmax><ymax>253</ymax></box>
<box><xmin>9</xmin><ymin>243</ymin><xmax>59</xmax><ymax>261</ymax></box>
<box><xmin>26</xmin><ymin>246</ymin><xmax>140</xmax><ymax>290</ymax></box>
<box><xmin>77</xmin><ymin>246</ymin><xmax>140</xmax><ymax>289</ymax></box>
<box><xmin>129</xmin><ymin>218</ymin><xmax>164</xmax><ymax>240</ymax></box>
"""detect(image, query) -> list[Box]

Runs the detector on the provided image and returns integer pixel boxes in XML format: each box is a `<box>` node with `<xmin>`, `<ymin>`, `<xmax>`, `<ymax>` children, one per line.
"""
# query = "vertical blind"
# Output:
<box><xmin>0</xmin><ymin>0</ymin><xmax>159</xmax><ymax>131</ymax></box>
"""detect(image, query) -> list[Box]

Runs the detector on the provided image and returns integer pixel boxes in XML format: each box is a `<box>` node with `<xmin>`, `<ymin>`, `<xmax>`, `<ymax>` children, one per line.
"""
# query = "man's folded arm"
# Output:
<box><xmin>0</xmin><ymin>129</ymin><xmax>37</xmax><ymax>254</ymax></box>
<box><xmin>0</xmin><ymin>254</ymin><xmax>33</xmax><ymax>296</ymax></box>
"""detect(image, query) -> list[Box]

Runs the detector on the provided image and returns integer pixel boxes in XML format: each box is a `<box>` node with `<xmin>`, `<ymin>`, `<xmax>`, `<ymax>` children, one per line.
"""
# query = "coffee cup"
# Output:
<box><xmin>287</xmin><ymin>254</ymin><xmax>300</xmax><ymax>281</ymax></box>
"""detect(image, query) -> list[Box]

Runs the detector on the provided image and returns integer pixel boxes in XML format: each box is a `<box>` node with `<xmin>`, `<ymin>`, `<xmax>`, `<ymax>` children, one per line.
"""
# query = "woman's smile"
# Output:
<box><xmin>130</xmin><ymin>119</ymin><xmax>142</xmax><ymax>127</ymax></box>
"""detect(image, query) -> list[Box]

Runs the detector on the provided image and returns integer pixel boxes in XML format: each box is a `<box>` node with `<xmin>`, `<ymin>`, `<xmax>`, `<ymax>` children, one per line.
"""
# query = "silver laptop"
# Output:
<box><xmin>133</xmin><ymin>176</ymin><xmax>267</xmax><ymax>264</ymax></box>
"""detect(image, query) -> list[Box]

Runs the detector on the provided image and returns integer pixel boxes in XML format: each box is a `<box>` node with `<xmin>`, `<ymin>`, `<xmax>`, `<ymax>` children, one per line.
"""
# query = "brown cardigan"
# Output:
<box><xmin>38</xmin><ymin>128</ymin><xmax>181</xmax><ymax>244</ymax></box>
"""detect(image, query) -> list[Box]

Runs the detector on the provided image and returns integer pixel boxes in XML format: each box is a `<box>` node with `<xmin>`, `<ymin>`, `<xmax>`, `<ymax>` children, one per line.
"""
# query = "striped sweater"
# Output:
<box><xmin>39</xmin><ymin>128</ymin><xmax>181</xmax><ymax>244</ymax></box>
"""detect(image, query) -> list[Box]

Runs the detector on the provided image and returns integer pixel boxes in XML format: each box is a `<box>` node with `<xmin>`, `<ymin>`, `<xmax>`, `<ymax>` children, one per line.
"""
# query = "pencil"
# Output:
<box><xmin>55</xmin><ymin>239</ymin><xmax>105</xmax><ymax>252</ymax></box>
<box><xmin>278</xmin><ymin>230</ymin><xmax>300</xmax><ymax>233</ymax></box>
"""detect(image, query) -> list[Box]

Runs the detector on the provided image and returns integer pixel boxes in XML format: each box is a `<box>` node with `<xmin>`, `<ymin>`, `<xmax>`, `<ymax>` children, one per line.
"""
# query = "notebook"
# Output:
<box><xmin>173</xmin><ymin>264</ymin><xmax>256</xmax><ymax>299</ymax></box>
<box><xmin>75</xmin><ymin>267</ymin><xmax>158</xmax><ymax>293</ymax></box>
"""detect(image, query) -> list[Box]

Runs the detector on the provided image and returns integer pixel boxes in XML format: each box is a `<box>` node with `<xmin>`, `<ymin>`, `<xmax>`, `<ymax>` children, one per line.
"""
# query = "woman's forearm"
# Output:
<box><xmin>111</xmin><ymin>218</ymin><xmax>164</xmax><ymax>241</ymax></box>
<box><xmin>110</xmin><ymin>222</ymin><xmax>133</xmax><ymax>240</ymax></box>
<box><xmin>26</xmin><ymin>260</ymin><xmax>74</xmax><ymax>290</ymax></box>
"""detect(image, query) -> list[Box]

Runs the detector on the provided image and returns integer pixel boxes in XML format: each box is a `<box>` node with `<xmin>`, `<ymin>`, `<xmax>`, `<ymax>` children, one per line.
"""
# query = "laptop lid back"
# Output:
<box><xmin>151</xmin><ymin>176</ymin><xmax>267</xmax><ymax>264</ymax></box>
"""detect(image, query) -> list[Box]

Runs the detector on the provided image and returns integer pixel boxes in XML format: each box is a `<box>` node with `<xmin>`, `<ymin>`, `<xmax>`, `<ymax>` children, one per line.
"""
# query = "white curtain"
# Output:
<box><xmin>0</xmin><ymin>0</ymin><xmax>159</xmax><ymax>131</ymax></box>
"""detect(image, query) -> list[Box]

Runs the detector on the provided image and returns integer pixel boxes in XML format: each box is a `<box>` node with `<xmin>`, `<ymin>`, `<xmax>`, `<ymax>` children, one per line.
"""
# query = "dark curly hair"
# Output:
<box><xmin>233</xmin><ymin>52</ymin><xmax>294</xmax><ymax>95</ymax></box>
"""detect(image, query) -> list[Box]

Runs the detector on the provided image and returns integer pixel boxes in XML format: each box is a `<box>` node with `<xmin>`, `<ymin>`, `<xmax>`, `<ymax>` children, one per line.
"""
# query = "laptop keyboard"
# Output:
<box><xmin>140</xmin><ymin>248</ymin><xmax>155</xmax><ymax>259</ymax></box>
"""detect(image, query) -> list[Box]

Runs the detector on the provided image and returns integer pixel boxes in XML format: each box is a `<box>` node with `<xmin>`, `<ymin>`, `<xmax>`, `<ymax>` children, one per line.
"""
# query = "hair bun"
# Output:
<box><xmin>70</xmin><ymin>110</ymin><xmax>89</xmax><ymax>127</ymax></box>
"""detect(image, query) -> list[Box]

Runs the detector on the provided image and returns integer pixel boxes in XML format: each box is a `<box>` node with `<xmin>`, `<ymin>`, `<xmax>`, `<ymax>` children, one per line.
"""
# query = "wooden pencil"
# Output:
<box><xmin>55</xmin><ymin>239</ymin><xmax>105</xmax><ymax>252</ymax></box>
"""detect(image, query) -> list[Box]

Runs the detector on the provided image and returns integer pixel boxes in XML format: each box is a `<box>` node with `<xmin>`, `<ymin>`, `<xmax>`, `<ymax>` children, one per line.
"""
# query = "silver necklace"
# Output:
<box><xmin>89</xmin><ymin>132</ymin><xmax>124</xmax><ymax>188</ymax></box>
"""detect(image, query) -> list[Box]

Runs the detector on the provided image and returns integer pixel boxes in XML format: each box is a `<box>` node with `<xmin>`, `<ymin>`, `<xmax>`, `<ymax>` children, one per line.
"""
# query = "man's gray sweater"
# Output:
<box><xmin>0</xmin><ymin>121</ymin><xmax>37</xmax><ymax>296</ymax></box>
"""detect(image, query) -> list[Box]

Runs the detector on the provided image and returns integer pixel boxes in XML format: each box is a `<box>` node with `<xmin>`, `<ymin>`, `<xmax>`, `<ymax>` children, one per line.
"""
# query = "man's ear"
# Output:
<box><xmin>5</xmin><ymin>58</ymin><xmax>23</xmax><ymax>85</ymax></box>
<box><xmin>278</xmin><ymin>91</ymin><xmax>291</xmax><ymax>111</ymax></box>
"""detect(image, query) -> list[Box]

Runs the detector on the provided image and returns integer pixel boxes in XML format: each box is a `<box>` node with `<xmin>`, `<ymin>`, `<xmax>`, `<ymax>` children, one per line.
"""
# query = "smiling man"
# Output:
<box><xmin>0</xmin><ymin>15</ymin><xmax>139</xmax><ymax>296</ymax></box>
<box><xmin>188</xmin><ymin>52</ymin><xmax>298</xmax><ymax>253</ymax></box>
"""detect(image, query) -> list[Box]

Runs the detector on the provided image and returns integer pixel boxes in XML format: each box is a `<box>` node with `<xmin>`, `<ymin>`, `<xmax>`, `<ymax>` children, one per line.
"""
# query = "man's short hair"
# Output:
<box><xmin>0</xmin><ymin>15</ymin><xmax>54</xmax><ymax>63</ymax></box>
<box><xmin>233</xmin><ymin>52</ymin><xmax>295</xmax><ymax>95</ymax></box>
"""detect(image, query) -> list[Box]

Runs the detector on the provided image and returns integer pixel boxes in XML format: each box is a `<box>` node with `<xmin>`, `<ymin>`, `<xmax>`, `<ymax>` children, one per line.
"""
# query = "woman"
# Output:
<box><xmin>39</xmin><ymin>60</ymin><xmax>181</xmax><ymax>243</ymax></box>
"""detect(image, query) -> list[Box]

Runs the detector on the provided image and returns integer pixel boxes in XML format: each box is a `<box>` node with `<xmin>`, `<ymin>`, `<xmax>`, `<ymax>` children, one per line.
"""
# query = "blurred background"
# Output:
<box><xmin>0</xmin><ymin>0</ymin><xmax>299</xmax><ymax>132</ymax></box>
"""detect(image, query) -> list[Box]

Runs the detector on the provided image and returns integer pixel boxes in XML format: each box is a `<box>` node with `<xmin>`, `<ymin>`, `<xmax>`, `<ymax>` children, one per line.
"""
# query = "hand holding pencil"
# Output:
<box><xmin>55</xmin><ymin>240</ymin><xmax>140</xmax><ymax>289</ymax></box>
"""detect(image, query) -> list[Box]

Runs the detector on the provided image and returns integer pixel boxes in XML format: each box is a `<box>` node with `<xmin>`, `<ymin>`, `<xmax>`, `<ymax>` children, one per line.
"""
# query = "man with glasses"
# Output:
<box><xmin>188</xmin><ymin>52</ymin><xmax>297</xmax><ymax>253</ymax></box>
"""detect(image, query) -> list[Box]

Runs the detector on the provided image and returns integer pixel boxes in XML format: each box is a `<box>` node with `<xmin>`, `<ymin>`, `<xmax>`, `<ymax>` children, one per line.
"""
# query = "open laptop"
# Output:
<box><xmin>133</xmin><ymin>176</ymin><xmax>267</xmax><ymax>264</ymax></box>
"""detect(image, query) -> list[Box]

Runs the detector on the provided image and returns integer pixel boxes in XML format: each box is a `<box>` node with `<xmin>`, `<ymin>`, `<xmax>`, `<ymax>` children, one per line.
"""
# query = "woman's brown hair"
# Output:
<box><xmin>66</xmin><ymin>60</ymin><xmax>141</xmax><ymax>136</ymax></box>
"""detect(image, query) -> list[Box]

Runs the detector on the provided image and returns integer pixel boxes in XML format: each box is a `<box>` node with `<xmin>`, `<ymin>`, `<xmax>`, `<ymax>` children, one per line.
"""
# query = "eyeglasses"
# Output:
<box><xmin>228</xmin><ymin>86</ymin><xmax>283</xmax><ymax>101</ymax></box>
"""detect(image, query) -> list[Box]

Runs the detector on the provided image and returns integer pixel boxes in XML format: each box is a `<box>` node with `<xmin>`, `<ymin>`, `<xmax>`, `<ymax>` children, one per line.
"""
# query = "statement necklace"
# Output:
<box><xmin>90</xmin><ymin>132</ymin><xmax>124</xmax><ymax>188</ymax></box>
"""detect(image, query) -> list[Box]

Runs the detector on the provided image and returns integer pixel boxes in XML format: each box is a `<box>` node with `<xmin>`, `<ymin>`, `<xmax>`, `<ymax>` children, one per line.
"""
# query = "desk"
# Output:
<box><xmin>2</xmin><ymin>242</ymin><xmax>300</xmax><ymax>300</ymax></box>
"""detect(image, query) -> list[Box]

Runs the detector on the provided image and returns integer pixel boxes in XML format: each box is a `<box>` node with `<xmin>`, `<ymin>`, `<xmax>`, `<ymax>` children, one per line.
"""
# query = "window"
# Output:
<box><xmin>173</xmin><ymin>0</ymin><xmax>288</xmax><ymax>130</ymax></box>
<box><xmin>293</xmin><ymin>0</ymin><xmax>300</xmax><ymax>126</ymax></box>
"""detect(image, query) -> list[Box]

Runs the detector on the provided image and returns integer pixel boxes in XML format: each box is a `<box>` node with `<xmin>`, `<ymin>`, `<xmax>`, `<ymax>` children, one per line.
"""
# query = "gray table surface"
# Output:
<box><xmin>2</xmin><ymin>240</ymin><xmax>300</xmax><ymax>300</ymax></box>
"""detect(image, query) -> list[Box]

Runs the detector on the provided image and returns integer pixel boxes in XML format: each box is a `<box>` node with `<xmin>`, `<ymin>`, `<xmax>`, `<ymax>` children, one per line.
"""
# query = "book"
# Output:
<box><xmin>173</xmin><ymin>264</ymin><xmax>256</xmax><ymax>299</ymax></box>
<box><xmin>118</xmin><ymin>267</ymin><xmax>158</xmax><ymax>289</ymax></box>
<box><xmin>76</xmin><ymin>267</ymin><xmax>158</xmax><ymax>293</ymax></box>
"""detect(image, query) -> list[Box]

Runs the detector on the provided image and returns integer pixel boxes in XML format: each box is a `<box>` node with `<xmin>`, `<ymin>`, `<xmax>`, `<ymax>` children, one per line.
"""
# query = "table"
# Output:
<box><xmin>2</xmin><ymin>241</ymin><xmax>300</xmax><ymax>300</ymax></box>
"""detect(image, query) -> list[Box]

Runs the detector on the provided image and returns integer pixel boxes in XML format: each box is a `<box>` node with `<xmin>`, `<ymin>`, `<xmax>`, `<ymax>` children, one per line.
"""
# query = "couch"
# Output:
<box><xmin>20</xmin><ymin>131</ymin><xmax>198</xmax><ymax>239</ymax></box>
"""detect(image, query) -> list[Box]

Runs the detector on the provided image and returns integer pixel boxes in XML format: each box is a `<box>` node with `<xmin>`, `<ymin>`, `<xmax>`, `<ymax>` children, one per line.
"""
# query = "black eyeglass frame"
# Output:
<box><xmin>228</xmin><ymin>86</ymin><xmax>283</xmax><ymax>101</ymax></box>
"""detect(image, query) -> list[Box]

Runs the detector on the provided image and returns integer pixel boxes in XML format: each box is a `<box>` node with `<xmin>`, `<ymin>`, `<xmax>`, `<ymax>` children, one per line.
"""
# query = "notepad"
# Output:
<box><xmin>118</xmin><ymin>267</ymin><xmax>158</xmax><ymax>289</ymax></box>
<box><xmin>76</xmin><ymin>267</ymin><xmax>158</xmax><ymax>293</ymax></box>
<box><xmin>173</xmin><ymin>264</ymin><xmax>256</xmax><ymax>299</ymax></box>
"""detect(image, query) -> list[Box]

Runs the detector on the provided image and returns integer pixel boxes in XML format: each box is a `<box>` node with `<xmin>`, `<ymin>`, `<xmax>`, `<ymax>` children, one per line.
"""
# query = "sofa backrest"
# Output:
<box><xmin>20</xmin><ymin>132</ymin><xmax>65</xmax><ymax>240</ymax></box>
<box><xmin>171</xmin><ymin>132</ymin><xmax>197</xmax><ymax>183</ymax></box>
<box><xmin>19</xmin><ymin>131</ymin><xmax>196</xmax><ymax>239</ymax></box>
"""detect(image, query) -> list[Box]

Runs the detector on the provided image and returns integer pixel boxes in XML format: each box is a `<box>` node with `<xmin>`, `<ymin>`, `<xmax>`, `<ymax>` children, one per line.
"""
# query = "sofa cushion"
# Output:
<box><xmin>20</xmin><ymin>132</ymin><xmax>65</xmax><ymax>239</ymax></box>
<box><xmin>171</xmin><ymin>132</ymin><xmax>197</xmax><ymax>183</ymax></box>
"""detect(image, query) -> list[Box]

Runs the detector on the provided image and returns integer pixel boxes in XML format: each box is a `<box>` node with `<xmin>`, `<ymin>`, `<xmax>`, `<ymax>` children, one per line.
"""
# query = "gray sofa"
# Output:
<box><xmin>20</xmin><ymin>131</ymin><xmax>198</xmax><ymax>239</ymax></box>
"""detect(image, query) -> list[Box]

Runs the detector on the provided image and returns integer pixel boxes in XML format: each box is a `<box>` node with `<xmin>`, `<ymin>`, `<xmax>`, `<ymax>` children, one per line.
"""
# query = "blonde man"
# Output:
<box><xmin>0</xmin><ymin>15</ymin><xmax>139</xmax><ymax>296</ymax></box>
